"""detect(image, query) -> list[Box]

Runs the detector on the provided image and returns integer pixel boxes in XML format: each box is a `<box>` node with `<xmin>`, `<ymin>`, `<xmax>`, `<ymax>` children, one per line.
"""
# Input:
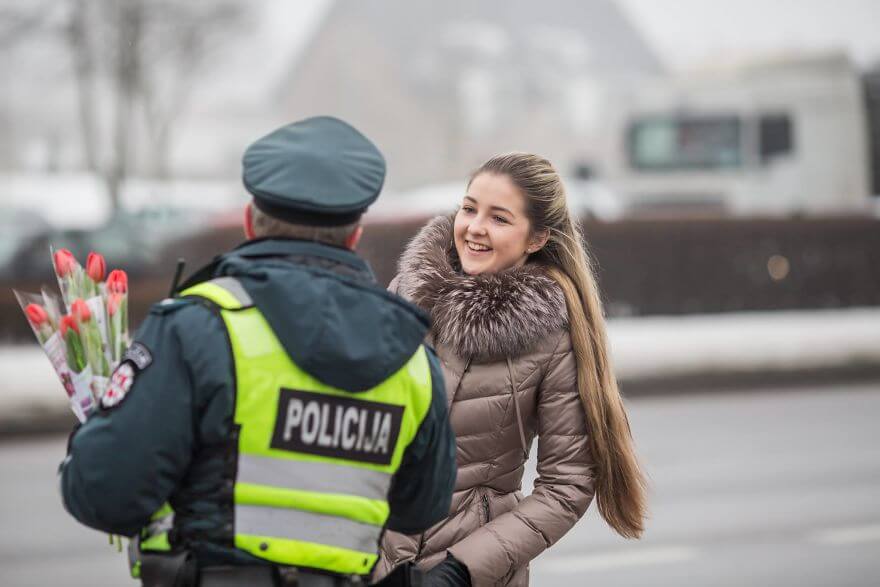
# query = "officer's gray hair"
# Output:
<box><xmin>250</xmin><ymin>203</ymin><xmax>359</xmax><ymax>247</ymax></box>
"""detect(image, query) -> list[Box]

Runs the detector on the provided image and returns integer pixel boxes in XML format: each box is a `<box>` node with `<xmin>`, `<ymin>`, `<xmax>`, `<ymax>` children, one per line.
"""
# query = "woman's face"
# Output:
<box><xmin>454</xmin><ymin>172</ymin><xmax>541</xmax><ymax>275</ymax></box>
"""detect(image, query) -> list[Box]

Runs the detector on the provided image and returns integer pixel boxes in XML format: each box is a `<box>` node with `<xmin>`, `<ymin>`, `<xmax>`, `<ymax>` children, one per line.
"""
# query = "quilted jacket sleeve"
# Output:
<box><xmin>448</xmin><ymin>332</ymin><xmax>597</xmax><ymax>585</ymax></box>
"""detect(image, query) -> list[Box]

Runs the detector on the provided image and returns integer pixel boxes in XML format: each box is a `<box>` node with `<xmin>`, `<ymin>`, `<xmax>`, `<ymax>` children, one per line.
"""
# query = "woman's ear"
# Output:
<box><xmin>526</xmin><ymin>229</ymin><xmax>550</xmax><ymax>254</ymax></box>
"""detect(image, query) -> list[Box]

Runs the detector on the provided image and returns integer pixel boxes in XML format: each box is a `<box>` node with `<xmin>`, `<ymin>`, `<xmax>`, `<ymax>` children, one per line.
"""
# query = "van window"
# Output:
<box><xmin>628</xmin><ymin>115</ymin><xmax>742</xmax><ymax>171</ymax></box>
<box><xmin>759</xmin><ymin>114</ymin><xmax>794</xmax><ymax>163</ymax></box>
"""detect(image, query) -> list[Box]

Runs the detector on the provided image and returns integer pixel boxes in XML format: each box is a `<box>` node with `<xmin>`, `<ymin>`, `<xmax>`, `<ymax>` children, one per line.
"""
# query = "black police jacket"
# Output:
<box><xmin>60</xmin><ymin>238</ymin><xmax>457</xmax><ymax>567</ymax></box>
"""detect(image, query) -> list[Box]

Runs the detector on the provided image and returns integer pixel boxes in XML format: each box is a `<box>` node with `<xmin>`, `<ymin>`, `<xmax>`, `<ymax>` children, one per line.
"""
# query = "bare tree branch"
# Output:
<box><xmin>66</xmin><ymin>0</ymin><xmax>99</xmax><ymax>173</ymax></box>
<box><xmin>57</xmin><ymin>0</ymin><xmax>249</xmax><ymax>214</ymax></box>
<box><xmin>0</xmin><ymin>1</ymin><xmax>55</xmax><ymax>49</ymax></box>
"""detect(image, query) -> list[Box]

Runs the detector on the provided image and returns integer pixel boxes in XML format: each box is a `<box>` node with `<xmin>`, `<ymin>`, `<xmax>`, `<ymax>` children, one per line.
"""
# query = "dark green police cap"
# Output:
<box><xmin>242</xmin><ymin>116</ymin><xmax>386</xmax><ymax>226</ymax></box>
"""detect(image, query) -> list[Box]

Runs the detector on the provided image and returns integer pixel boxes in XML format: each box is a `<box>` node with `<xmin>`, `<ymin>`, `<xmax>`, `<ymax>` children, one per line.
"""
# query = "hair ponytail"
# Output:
<box><xmin>546</xmin><ymin>237</ymin><xmax>647</xmax><ymax>539</ymax></box>
<box><xmin>472</xmin><ymin>153</ymin><xmax>648</xmax><ymax>539</ymax></box>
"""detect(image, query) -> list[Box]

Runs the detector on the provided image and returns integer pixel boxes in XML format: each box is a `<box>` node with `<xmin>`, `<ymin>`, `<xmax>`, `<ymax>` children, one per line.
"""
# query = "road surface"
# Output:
<box><xmin>1</xmin><ymin>382</ymin><xmax>878</xmax><ymax>586</ymax></box>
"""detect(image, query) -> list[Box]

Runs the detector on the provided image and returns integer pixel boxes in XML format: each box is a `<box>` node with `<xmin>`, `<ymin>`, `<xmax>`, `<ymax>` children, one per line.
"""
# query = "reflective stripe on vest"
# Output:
<box><xmin>237</xmin><ymin>454</ymin><xmax>392</xmax><ymax>502</ymax></box>
<box><xmin>182</xmin><ymin>278</ymin><xmax>433</xmax><ymax>577</ymax></box>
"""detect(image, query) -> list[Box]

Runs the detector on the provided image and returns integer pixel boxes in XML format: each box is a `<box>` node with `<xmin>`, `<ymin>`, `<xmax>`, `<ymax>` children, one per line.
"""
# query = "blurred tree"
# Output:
<box><xmin>1</xmin><ymin>0</ymin><xmax>248</xmax><ymax>214</ymax></box>
<box><xmin>0</xmin><ymin>2</ymin><xmax>53</xmax><ymax>50</ymax></box>
<box><xmin>65</xmin><ymin>0</ymin><xmax>247</xmax><ymax>212</ymax></box>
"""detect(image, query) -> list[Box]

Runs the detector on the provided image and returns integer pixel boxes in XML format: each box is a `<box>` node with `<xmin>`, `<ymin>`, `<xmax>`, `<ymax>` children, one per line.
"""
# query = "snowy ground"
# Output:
<box><xmin>2</xmin><ymin>307</ymin><xmax>879</xmax><ymax>430</ymax></box>
<box><xmin>608</xmin><ymin>306</ymin><xmax>880</xmax><ymax>379</ymax></box>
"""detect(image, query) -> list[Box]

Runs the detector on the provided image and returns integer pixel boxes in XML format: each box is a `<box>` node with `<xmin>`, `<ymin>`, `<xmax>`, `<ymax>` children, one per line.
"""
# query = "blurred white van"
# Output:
<box><xmin>595</xmin><ymin>51</ymin><xmax>877</xmax><ymax>217</ymax></box>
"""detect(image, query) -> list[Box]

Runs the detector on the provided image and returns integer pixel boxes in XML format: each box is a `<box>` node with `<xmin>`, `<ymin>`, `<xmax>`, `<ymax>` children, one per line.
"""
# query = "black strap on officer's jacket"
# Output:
<box><xmin>138</xmin><ymin>553</ymin><xmax>422</xmax><ymax>587</ymax></box>
<box><xmin>139</xmin><ymin>551</ymin><xmax>197</xmax><ymax>587</ymax></box>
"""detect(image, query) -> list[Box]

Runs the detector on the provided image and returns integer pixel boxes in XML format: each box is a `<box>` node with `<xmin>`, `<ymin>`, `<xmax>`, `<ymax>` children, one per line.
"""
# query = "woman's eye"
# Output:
<box><xmin>462</xmin><ymin>206</ymin><xmax>476</xmax><ymax>213</ymax></box>
<box><xmin>493</xmin><ymin>215</ymin><xmax>509</xmax><ymax>224</ymax></box>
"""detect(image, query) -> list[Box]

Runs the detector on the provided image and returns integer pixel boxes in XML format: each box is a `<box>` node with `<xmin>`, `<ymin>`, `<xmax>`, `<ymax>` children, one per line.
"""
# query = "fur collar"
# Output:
<box><xmin>396</xmin><ymin>215</ymin><xmax>567</xmax><ymax>361</ymax></box>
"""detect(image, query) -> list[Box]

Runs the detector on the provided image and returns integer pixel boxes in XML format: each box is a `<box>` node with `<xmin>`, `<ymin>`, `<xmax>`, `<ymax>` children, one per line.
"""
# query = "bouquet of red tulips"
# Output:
<box><xmin>14</xmin><ymin>248</ymin><xmax>130</xmax><ymax>422</ymax></box>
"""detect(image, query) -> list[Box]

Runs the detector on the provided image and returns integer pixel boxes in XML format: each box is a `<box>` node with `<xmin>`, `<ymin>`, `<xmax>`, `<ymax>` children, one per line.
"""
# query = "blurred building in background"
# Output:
<box><xmin>1</xmin><ymin>0</ymin><xmax>880</xmax><ymax>335</ymax></box>
<box><xmin>280</xmin><ymin>0</ymin><xmax>663</xmax><ymax>188</ymax></box>
<box><xmin>3</xmin><ymin>0</ymin><xmax>880</xmax><ymax>221</ymax></box>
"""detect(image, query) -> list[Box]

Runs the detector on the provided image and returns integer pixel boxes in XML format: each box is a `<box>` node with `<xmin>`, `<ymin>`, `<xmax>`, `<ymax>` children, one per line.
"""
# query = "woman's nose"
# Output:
<box><xmin>467</xmin><ymin>216</ymin><xmax>488</xmax><ymax>236</ymax></box>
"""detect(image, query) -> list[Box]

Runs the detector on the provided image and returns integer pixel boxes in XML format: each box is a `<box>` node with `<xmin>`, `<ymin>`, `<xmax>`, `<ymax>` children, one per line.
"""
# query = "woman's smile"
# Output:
<box><xmin>454</xmin><ymin>172</ymin><xmax>536</xmax><ymax>275</ymax></box>
<box><xmin>465</xmin><ymin>240</ymin><xmax>492</xmax><ymax>253</ymax></box>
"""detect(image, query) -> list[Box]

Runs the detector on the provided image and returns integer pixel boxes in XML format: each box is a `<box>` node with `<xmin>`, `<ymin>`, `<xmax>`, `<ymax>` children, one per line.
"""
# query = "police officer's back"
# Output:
<box><xmin>60</xmin><ymin>117</ymin><xmax>457</xmax><ymax>586</ymax></box>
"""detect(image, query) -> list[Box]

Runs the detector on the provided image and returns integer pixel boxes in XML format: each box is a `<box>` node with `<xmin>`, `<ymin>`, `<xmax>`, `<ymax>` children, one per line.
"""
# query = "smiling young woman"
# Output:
<box><xmin>454</xmin><ymin>172</ymin><xmax>548</xmax><ymax>276</ymax></box>
<box><xmin>375</xmin><ymin>153</ymin><xmax>648</xmax><ymax>587</ymax></box>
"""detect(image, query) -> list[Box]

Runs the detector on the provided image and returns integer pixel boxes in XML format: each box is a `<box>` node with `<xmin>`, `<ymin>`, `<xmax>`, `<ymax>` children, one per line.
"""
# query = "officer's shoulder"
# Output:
<box><xmin>148</xmin><ymin>296</ymin><xmax>198</xmax><ymax>316</ymax></box>
<box><xmin>144</xmin><ymin>297</ymin><xmax>226</xmax><ymax>344</ymax></box>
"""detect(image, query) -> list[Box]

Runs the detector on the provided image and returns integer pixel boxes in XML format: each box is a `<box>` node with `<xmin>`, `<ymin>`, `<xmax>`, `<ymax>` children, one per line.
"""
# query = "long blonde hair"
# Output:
<box><xmin>471</xmin><ymin>153</ymin><xmax>648</xmax><ymax>539</ymax></box>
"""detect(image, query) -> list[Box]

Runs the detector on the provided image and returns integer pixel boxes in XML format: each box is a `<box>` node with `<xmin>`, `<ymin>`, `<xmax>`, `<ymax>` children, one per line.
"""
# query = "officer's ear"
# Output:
<box><xmin>244</xmin><ymin>203</ymin><xmax>256</xmax><ymax>240</ymax></box>
<box><xmin>345</xmin><ymin>225</ymin><xmax>363</xmax><ymax>251</ymax></box>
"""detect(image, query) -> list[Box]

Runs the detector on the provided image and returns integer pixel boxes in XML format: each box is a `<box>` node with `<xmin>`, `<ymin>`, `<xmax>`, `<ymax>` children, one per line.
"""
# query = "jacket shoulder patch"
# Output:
<box><xmin>101</xmin><ymin>363</ymin><xmax>136</xmax><ymax>409</ymax></box>
<box><xmin>123</xmin><ymin>342</ymin><xmax>153</xmax><ymax>371</ymax></box>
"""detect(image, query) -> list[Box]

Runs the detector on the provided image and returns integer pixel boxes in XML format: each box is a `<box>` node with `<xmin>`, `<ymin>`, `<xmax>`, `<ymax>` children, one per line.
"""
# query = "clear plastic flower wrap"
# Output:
<box><xmin>13</xmin><ymin>289</ymin><xmax>96</xmax><ymax>422</ymax></box>
<box><xmin>13</xmin><ymin>249</ymin><xmax>131</xmax><ymax>421</ymax></box>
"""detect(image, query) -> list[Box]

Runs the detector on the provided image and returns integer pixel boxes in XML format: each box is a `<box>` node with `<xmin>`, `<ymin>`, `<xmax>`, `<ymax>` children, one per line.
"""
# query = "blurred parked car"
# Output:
<box><xmin>1</xmin><ymin>219</ymin><xmax>157</xmax><ymax>282</ymax></box>
<box><xmin>0</xmin><ymin>209</ymin><xmax>52</xmax><ymax>279</ymax></box>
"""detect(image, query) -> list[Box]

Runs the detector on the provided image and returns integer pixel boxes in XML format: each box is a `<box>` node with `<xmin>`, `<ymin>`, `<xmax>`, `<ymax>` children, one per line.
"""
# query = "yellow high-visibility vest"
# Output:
<box><xmin>181</xmin><ymin>277</ymin><xmax>433</xmax><ymax>577</ymax></box>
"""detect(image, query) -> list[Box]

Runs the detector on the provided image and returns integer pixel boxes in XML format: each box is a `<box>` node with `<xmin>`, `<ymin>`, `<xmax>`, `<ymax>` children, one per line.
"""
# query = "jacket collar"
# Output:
<box><xmin>232</xmin><ymin>238</ymin><xmax>372</xmax><ymax>274</ymax></box>
<box><xmin>178</xmin><ymin>238</ymin><xmax>373</xmax><ymax>292</ymax></box>
<box><xmin>396</xmin><ymin>215</ymin><xmax>568</xmax><ymax>361</ymax></box>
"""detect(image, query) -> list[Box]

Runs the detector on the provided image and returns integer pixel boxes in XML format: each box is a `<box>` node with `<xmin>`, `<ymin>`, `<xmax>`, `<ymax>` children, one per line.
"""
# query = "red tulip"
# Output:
<box><xmin>54</xmin><ymin>249</ymin><xmax>77</xmax><ymax>278</ymax></box>
<box><xmin>25</xmin><ymin>303</ymin><xmax>49</xmax><ymax>326</ymax></box>
<box><xmin>71</xmin><ymin>299</ymin><xmax>91</xmax><ymax>323</ymax></box>
<box><xmin>107</xmin><ymin>292</ymin><xmax>123</xmax><ymax>316</ymax></box>
<box><xmin>106</xmin><ymin>270</ymin><xmax>128</xmax><ymax>294</ymax></box>
<box><xmin>86</xmin><ymin>252</ymin><xmax>106</xmax><ymax>283</ymax></box>
<box><xmin>60</xmin><ymin>315</ymin><xmax>79</xmax><ymax>337</ymax></box>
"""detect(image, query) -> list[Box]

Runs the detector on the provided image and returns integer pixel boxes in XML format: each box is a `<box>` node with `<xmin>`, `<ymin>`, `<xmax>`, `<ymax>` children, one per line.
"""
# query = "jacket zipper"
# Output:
<box><xmin>416</xmin><ymin>530</ymin><xmax>427</xmax><ymax>559</ymax></box>
<box><xmin>481</xmin><ymin>494</ymin><xmax>491</xmax><ymax>524</ymax></box>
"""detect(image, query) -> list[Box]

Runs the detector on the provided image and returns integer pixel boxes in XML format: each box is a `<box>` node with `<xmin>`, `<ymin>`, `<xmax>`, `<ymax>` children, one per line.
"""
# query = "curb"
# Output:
<box><xmin>3</xmin><ymin>364</ymin><xmax>879</xmax><ymax>440</ymax></box>
<box><xmin>620</xmin><ymin>362</ymin><xmax>880</xmax><ymax>397</ymax></box>
<box><xmin>4</xmin><ymin>306</ymin><xmax>879</xmax><ymax>438</ymax></box>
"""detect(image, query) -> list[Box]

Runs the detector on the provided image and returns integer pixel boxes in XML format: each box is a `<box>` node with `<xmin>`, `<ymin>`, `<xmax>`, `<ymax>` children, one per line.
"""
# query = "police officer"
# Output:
<box><xmin>60</xmin><ymin>117</ymin><xmax>458</xmax><ymax>587</ymax></box>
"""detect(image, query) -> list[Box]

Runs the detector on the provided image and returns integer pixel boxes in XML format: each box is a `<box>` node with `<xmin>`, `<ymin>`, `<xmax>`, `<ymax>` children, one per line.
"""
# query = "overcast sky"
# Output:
<box><xmin>265</xmin><ymin>0</ymin><xmax>880</xmax><ymax>74</ymax></box>
<box><xmin>185</xmin><ymin>0</ymin><xmax>880</xmax><ymax>110</ymax></box>
<box><xmin>618</xmin><ymin>0</ymin><xmax>880</xmax><ymax>70</ymax></box>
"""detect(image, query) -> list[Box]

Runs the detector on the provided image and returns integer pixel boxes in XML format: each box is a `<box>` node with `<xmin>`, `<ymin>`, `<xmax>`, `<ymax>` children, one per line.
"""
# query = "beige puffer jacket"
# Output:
<box><xmin>374</xmin><ymin>216</ymin><xmax>596</xmax><ymax>586</ymax></box>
